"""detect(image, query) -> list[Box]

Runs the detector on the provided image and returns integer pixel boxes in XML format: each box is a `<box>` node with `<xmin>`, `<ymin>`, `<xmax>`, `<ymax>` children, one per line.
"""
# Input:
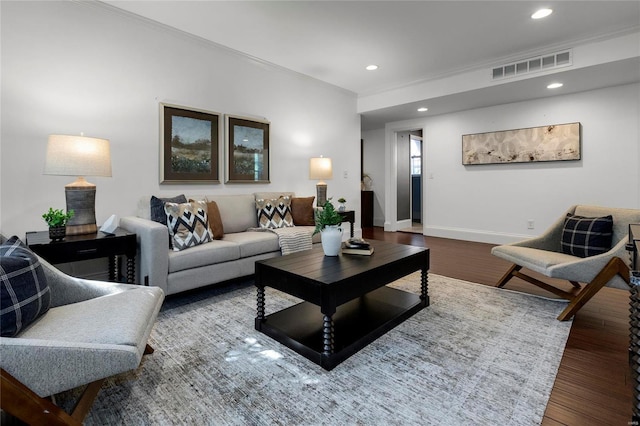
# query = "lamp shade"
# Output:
<box><xmin>44</xmin><ymin>135</ymin><xmax>112</xmax><ymax>177</ymax></box>
<box><xmin>309</xmin><ymin>157</ymin><xmax>332</xmax><ymax>181</ymax></box>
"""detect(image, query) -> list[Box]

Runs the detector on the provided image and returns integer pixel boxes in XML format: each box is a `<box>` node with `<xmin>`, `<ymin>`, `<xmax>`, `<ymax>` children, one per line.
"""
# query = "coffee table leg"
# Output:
<box><xmin>421</xmin><ymin>268</ymin><xmax>430</xmax><ymax>306</ymax></box>
<box><xmin>322</xmin><ymin>314</ymin><xmax>335</xmax><ymax>355</ymax></box>
<box><xmin>256</xmin><ymin>284</ymin><xmax>266</xmax><ymax>322</ymax></box>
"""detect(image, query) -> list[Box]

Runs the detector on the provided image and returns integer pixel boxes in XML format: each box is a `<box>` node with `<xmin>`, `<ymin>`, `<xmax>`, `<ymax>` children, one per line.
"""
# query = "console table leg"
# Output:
<box><xmin>421</xmin><ymin>268</ymin><xmax>430</xmax><ymax>306</ymax></box>
<box><xmin>108</xmin><ymin>256</ymin><xmax>117</xmax><ymax>282</ymax></box>
<box><xmin>630</xmin><ymin>272</ymin><xmax>640</xmax><ymax>423</ymax></box>
<box><xmin>322</xmin><ymin>314</ymin><xmax>335</xmax><ymax>355</ymax></box>
<box><xmin>126</xmin><ymin>257</ymin><xmax>135</xmax><ymax>284</ymax></box>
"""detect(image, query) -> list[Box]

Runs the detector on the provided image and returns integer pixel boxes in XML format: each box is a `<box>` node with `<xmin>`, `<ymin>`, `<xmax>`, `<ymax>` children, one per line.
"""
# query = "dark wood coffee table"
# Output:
<box><xmin>254</xmin><ymin>240</ymin><xmax>429</xmax><ymax>370</ymax></box>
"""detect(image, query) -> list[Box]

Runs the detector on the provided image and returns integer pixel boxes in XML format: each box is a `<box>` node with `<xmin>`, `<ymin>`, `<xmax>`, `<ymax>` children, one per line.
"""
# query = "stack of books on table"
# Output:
<box><xmin>342</xmin><ymin>238</ymin><xmax>374</xmax><ymax>255</ymax></box>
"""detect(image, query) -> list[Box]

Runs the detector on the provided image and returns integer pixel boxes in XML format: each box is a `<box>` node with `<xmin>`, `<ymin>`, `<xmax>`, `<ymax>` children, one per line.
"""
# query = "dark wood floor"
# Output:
<box><xmin>363</xmin><ymin>227</ymin><xmax>633</xmax><ymax>426</ymax></box>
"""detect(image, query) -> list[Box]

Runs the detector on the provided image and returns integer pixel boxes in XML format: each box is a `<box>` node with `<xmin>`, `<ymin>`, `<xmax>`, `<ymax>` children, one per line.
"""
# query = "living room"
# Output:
<box><xmin>1</xmin><ymin>1</ymin><xmax>639</xmax><ymax>425</ymax></box>
<box><xmin>1</xmin><ymin>2</ymin><xmax>638</xmax><ymax>244</ymax></box>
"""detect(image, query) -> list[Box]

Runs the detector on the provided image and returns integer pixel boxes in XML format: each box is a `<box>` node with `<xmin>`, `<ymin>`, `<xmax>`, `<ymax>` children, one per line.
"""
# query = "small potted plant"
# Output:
<box><xmin>337</xmin><ymin>197</ymin><xmax>347</xmax><ymax>212</ymax></box>
<box><xmin>313</xmin><ymin>199</ymin><xmax>343</xmax><ymax>256</ymax></box>
<box><xmin>42</xmin><ymin>208</ymin><xmax>74</xmax><ymax>241</ymax></box>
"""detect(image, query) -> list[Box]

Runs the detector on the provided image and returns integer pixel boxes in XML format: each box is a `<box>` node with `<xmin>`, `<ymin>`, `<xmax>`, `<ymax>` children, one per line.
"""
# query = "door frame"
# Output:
<box><xmin>384</xmin><ymin>119</ymin><xmax>428</xmax><ymax>233</ymax></box>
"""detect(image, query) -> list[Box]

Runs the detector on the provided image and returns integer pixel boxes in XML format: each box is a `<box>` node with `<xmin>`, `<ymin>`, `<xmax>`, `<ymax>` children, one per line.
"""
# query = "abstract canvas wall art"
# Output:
<box><xmin>462</xmin><ymin>122</ymin><xmax>581</xmax><ymax>165</ymax></box>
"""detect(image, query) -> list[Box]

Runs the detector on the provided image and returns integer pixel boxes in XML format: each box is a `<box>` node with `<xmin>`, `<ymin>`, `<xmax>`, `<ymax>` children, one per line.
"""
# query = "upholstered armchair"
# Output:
<box><xmin>0</xmin><ymin>235</ymin><xmax>164</xmax><ymax>425</ymax></box>
<box><xmin>492</xmin><ymin>205</ymin><xmax>640</xmax><ymax>320</ymax></box>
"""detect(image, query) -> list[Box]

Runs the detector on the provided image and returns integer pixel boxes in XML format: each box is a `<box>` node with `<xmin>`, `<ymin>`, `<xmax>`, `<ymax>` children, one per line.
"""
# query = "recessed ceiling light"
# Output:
<box><xmin>547</xmin><ymin>82</ymin><xmax>563</xmax><ymax>89</ymax></box>
<box><xmin>531</xmin><ymin>8</ymin><xmax>553</xmax><ymax>19</ymax></box>
<box><xmin>365</xmin><ymin>65</ymin><xmax>378</xmax><ymax>71</ymax></box>
<box><xmin>417</xmin><ymin>107</ymin><xmax>428</xmax><ymax>112</ymax></box>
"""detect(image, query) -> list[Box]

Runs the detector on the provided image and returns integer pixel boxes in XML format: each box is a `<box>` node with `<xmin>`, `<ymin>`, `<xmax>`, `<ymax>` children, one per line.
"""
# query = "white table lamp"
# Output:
<box><xmin>44</xmin><ymin>134</ymin><xmax>112</xmax><ymax>235</ymax></box>
<box><xmin>309</xmin><ymin>156</ymin><xmax>332</xmax><ymax>207</ymax></box>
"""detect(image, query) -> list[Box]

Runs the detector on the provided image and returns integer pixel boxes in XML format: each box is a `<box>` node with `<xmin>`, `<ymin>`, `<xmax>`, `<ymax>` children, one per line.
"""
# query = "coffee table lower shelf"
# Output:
<box><xmin>255</xmin><ymin>286</ymin><xmax>427</xmax><ymax>370</ymax></box>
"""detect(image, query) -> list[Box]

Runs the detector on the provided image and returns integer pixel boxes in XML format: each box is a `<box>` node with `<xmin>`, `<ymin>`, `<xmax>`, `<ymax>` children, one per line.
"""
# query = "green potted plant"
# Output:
<box><xmin>42</xmin><ymin>208</ymin><xmax>74</xmax><ymax>241</ymax></box>
<box><xmin>337</xmin><ymin>197</ymin><xmax>347</xmax><ymax>212</ymax></box>
<box><xmin>314</xmin><ymin>199</ymin><xmax>343</xmax><ymax>256</ymax></box>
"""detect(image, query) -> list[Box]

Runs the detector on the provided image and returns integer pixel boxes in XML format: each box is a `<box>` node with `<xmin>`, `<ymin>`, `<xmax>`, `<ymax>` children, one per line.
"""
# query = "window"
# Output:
<box><xmin>410</xmin><ymin>137</ymin><xmax>421</xmax><ymax>175</ymax></box>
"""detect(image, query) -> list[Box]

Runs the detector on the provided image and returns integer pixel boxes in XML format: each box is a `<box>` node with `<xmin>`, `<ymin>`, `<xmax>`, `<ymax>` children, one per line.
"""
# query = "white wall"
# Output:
<box><xmin>372</xmin><ymin>83</ymin><xmax>639</xmax><ymax>243</ymax></box>
<box><xmin>0</xmin><ymin>1</ymin><xmax>360</xmax><ymax>239</ymax></box>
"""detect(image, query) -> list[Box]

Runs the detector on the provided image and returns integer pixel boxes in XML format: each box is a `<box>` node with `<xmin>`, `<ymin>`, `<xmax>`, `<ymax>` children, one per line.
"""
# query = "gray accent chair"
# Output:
<box><xmin>492</xmin><ymin>205</ymin><xmax>640</xmax><ymax>321</ymax></box>
<box><xmin>0</xmin><ymin>238</ymin><xmax>165</xmax><ymax>425</ymax></box>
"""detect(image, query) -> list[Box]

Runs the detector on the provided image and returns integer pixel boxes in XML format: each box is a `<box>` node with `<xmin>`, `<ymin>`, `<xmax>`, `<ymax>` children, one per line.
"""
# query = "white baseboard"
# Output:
<box><xmin>423</xmin><ymin>225</ymin><xmax>533</xmax><ymax>245</ymax></box>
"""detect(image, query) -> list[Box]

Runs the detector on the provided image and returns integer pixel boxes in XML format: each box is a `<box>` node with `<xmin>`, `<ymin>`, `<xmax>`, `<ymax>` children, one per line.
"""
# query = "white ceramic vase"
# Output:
<box><xmin>321</xmin><ymin>225</ymin><xmax>343</xmax><ymax>256</ymax></box>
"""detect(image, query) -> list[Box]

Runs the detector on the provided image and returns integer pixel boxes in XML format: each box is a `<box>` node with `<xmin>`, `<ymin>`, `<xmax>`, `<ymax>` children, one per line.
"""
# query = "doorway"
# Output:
<box><xmin>410</xmin><ymin>134</ymin><xmax>423</xmax><ymax>230</ymax></box>
<box><xmin>397</xmin><ymin>130</ymin><xmax>423</xmax><ymax>234</ymax></box>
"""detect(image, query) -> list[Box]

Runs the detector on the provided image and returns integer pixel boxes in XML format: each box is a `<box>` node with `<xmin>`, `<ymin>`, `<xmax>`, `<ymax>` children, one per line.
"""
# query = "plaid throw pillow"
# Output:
<box><xmin>561</xmin><ymin>213</ymin><xmax>613</xmax><ymax>258</ymax></box>
<box><xmin>0</xmin><ymin>236</ymin><xmax>51</xmax><ymax>337</ymax></box>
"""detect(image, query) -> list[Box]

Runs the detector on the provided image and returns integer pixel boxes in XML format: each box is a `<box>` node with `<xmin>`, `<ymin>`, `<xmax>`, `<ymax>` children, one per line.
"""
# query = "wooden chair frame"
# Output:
<box><xmin>496</xmin><ymin>256</ymin><xmax>630</xmax><ymax>321</ymax></box>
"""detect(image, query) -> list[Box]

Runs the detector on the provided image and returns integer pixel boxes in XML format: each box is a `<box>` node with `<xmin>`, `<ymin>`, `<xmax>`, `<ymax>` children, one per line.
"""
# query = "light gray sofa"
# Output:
<box><xmin>120</xmin><ymin>192</ymin><xmax>320</xmax><ymax>296</ymax></box>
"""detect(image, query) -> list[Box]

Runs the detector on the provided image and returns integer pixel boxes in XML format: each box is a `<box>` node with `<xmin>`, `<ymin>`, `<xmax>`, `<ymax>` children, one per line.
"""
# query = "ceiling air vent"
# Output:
<box><xmin>492</xmin><ymin>49</ymin><xmax>572</xmax><ymax>80</ymax></box>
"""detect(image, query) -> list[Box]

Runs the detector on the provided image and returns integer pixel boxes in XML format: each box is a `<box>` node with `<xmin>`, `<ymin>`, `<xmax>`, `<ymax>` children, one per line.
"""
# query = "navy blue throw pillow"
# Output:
<box><xmin>0</xmin><ymin>236</ymin><xmax>51</xmax><ymax>337</ymax></box>
<box><xmin>150</xmin><ymin>195</ymin><xmax>187</xmax><ymax>249</ymax></box>
<box><xmin>150</xmin><ymin>194</ymin><xmax>187</xmax><ymax>226</ymax></box>
<box><xmin>561</xmin><ymin>213</ymin><xmax>614</xmax><ymax>258</ymax></box>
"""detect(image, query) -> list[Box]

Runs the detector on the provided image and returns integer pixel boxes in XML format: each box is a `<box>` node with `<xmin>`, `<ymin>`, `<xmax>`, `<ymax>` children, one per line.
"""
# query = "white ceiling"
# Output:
<box><xmin>104</xmin><ymin>1</ymin><xmax>640</xmax><ymax>129</ymax></box>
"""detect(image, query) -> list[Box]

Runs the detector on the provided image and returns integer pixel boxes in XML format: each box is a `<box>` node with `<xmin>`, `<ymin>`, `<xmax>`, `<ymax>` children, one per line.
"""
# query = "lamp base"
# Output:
<box><xmin>316</xmin><ymin>183</ymin><xmax>327</xmax><ymax>207</ymax></box>
<box><xmin>65</xmin><ymin>182</ymin><xmax>97</xmax><ymax>236</ymax></box>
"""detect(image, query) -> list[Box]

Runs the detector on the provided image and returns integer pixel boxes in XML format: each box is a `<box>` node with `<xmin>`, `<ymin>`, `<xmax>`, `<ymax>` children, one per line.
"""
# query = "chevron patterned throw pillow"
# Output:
<box><xmin>256</xmin><ymin>196</ymin><xmax>294</xmax><ymax>229</ymax></box>
<box><xmin>165</xmin><ymin>200</ymin><xmax>213</xmax><ymax>251</ymax></box>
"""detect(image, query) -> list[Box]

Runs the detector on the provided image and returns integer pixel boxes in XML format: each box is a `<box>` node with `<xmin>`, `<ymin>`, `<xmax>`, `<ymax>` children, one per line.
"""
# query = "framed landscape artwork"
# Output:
<box><xmin>225</xmin><ymin>115</ymin><xmax>270</xmax><ymax>183</ymax></box>
<box><xmin>160</xmin><ymin>103</ymin><xmax>220</xmax><ymax>183</ymax></box>
<box><xmin>462</xmin><ymin>122</ymin><xmax>581</xmax><ymax>165</ymax></box>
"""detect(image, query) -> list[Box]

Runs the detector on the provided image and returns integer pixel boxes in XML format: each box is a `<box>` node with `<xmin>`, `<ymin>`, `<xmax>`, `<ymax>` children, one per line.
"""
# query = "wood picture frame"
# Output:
<box><xmin>225</xmin><ymin>115</ymin><xmax>270</xmax><ymax>183</ymax></box>
<box><xmin>160</xmin><ymin>103</ymin><xmax>220</xmax><ymax>183</ymax></box>
<box><xmin>462</xmin><ymin>122</ymin><xmax>581</xmax><ymax>165</ymax></box>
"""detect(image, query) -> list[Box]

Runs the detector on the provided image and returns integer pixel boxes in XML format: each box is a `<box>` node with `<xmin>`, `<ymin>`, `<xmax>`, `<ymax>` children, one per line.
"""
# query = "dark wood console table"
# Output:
<box><xmin>26</xmin><ymin>228</ymin><xmax>136</xmax><ymax>284</ymax></box>
<box><xmin>338</xmin><ymin>210</ymin><xmax>355</xmax><ymax>237</ymax></box>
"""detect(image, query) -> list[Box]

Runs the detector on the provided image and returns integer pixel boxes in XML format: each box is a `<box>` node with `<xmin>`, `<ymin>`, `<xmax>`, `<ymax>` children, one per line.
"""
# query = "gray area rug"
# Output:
<box><xmin>58</xmin><ymin>273</ymin><xmax>571</xmax><ymax>425</ymax></box>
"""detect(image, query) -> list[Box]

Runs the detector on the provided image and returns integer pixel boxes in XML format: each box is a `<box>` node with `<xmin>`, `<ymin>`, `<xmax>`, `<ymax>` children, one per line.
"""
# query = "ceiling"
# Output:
<box><xmin>104</xmin><ymin>1</ymin><xmax>640</xmax><ymax>129</ymax></box>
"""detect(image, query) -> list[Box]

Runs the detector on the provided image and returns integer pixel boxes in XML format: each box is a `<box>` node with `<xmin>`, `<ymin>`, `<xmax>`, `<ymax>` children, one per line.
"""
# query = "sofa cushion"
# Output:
<box><xmin>561</xmin><ymin>213</ymin><xmax>613</xmax><ymax>258</ymax></box>
<box><xmin>223</xmin><ymin>231</ymin><xmax>280</xmax><ymax>258</ymax></box>
<box><xmin>168</xmin><ymin>239</ymin><xmax>241</xmax><ymax>273</ymax></box>
<box><xmin>0</xmin><ymin>236</ymin><xmax>51</xmax><ymax>337</ymax></box>
<box><xmin>291</xmin><ymin>196</ymin><xmax>316</xmax><ymax>226</ymax></box>
<box><xmin>165</xmin><ymin>200</ymin><xmax>213</xmax><ymax>251</ymax></box>
<box><xmin>207</xmin><ymin>194</ymin><xmax>257</xmax><ymax>233</ymax></box>
<box><xmin>256</xmin><ymin>196</ymin><xmax>294</xmax><ymax>229</ymax></box>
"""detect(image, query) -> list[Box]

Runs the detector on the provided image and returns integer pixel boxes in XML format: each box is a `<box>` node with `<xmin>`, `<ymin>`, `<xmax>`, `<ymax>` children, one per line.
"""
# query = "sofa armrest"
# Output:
<box><xmin>120</xmin><ymin>216</ymin><xmax>169</xmax><ymax>293</ymax></box>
